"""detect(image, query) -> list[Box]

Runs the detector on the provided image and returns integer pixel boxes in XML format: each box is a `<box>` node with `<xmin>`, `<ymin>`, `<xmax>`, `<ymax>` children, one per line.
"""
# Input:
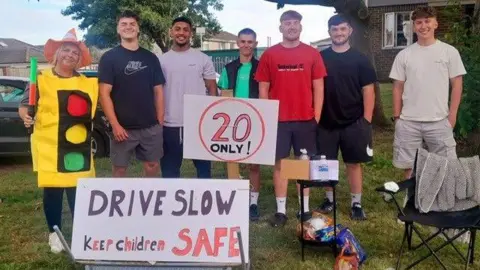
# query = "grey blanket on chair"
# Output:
<box><xmin>415</xmin><ymin>148</ymin><xmax>480</xmax><ymax>213</ymax></box>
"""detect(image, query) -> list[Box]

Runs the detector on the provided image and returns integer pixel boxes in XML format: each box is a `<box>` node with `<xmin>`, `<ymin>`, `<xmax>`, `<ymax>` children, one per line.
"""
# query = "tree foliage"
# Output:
<box><xmin>442</xmin><ymin>0</ymin><xmax>480</xmax><ymax>138</ymax></box>
<box><xmin>60</xmin><ymin>0</ymin><xmax>224</xmax><ymax>52</ymax></box>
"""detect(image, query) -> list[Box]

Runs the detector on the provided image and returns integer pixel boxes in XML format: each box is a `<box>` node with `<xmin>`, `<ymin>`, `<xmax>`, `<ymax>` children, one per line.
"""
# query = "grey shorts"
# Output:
<box><xmin>393</xmin><ymin>118</ymin><xmax>457</xmax><ymax>169</ymax></box>
<box><xmin>110</xmin><ymin>124</ymin><xmax>163</xmax><ymax>167</ymax></box>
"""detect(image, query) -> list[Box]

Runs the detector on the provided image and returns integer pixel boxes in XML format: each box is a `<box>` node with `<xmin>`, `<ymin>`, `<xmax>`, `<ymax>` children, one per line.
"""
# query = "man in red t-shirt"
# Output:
<box><xmin>255</xmin><ymin>10</ymin><xmax>327</xmax><ymax>227</ymax></box>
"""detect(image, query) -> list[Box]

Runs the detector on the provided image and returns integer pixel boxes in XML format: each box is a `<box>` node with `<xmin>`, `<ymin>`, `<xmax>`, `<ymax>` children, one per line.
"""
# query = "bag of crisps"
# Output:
<box><xmin>334</xmin><ymin>242</ymin><xmax>359</xmax><ymax>270</ymax></box>
<box><xmin>336</xmin><ymin>227</ymin><xmax>367</xmax><ymax>264</ymax></box>
<box><xmin>296</xmin><ymin>211</ymin><xmax>333</xmax><ymax>240</ymax></box>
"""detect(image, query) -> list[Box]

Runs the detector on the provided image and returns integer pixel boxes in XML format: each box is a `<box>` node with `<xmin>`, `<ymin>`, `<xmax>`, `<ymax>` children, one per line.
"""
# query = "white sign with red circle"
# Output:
<box><xmin>183</xmin><ymin>95</ymin><xmax>279</xmax><ymax>165</ymax></box>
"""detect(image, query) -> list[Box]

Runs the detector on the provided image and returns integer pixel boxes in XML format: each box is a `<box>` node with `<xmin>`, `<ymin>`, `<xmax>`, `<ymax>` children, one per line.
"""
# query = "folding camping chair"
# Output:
<box><xmin>375</xmin><ymin>153</ymin><xmax>480</xmax><ymax>270</ymax></box>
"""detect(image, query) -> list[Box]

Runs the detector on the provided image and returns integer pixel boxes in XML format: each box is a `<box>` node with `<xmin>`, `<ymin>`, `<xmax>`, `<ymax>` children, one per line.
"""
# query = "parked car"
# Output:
<box><xmin>0</xmin><ymin>75</ymin><xmax>111</xmax><ymax>157</ymax></box>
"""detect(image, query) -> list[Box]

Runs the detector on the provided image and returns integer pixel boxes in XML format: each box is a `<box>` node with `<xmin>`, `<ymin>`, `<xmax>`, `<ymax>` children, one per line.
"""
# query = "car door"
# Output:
<box><xmin>0</xmin><ymin>78</ymin><xmax>30</xmax><ymax>156</ymax></box>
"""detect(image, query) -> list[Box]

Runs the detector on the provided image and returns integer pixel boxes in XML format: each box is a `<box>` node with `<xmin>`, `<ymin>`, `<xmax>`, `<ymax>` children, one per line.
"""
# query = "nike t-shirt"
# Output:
<box><xmin>98</xmin><ymin>45</ymin><xmax>165</xmax><ymax>129</ymax></box>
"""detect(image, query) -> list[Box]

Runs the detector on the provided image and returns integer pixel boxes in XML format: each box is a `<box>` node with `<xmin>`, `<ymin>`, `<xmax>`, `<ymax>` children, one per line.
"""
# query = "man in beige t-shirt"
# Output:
<box><xmin>389</xmin><ymin>6</ymin><xmax>466</xmax><ymax>179</ymax></box>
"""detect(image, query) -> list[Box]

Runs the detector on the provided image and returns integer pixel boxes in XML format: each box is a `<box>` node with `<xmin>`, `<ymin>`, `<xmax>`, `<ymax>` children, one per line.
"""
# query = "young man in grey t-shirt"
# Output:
<box><xmin>159</xmin><ymin>16</ymin><xmax>218</xmax><ymax>178</ymax></box>
<box><xmin>389</xmin><ymin>7</ymin><xmax>466</xmax><ymax>179</ymax></box>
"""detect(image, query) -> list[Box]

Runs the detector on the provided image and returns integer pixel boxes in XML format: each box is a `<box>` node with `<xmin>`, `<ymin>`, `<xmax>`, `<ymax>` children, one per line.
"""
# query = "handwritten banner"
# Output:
<box><xmin>183</xmin><ymin>95</ymin><xmax>279</xmax><ymax>165</ymax></box>
<box><xmin>71</xmin><ymin>178</ymin><xmax>250</xmax><ymax>263</ymax></box>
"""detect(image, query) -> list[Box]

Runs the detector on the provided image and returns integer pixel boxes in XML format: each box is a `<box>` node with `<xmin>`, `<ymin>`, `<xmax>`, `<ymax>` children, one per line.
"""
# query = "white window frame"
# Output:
<box><xmin>383</xmin><ymin>11</ymin><xmax>414</xmax><ymax>49</ymax></box>
<box><xmin>384</xmin><ymin>12</ymin><xmax>395</xmax><ymax>48</ymax></box>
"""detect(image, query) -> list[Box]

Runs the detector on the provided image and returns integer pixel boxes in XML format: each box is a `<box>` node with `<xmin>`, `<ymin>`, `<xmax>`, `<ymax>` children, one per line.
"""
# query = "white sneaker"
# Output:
<box><xmin>49</xmin><ymin>232</ymin><xmax>64</xmax><ymax>254</ymax></box>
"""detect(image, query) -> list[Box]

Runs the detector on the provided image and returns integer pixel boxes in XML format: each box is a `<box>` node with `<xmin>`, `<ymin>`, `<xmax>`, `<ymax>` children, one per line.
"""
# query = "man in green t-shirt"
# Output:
<box><xmin>217</xmin><ymin>28</ymin><xmax>261</xmax><ymax>221</ymax></box>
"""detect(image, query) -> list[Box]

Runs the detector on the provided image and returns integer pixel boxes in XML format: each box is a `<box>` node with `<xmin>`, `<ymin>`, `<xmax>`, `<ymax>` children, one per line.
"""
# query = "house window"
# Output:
<box><xmin>203</xmin><ymin>42</ymin><xmax>210</xmax><ymax>50</ymax></box>
<box><xmin>383</xmin><ymin>12</ymin><xmax>414</xmax><ymax>49</ymax></box>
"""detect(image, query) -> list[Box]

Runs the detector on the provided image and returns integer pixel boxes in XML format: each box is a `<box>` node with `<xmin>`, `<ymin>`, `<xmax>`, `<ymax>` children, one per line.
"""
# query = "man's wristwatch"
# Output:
<box><xmin>391</xmin><ymin>116</ymin><xmax>400</xmax><ymax>122</ymax></box>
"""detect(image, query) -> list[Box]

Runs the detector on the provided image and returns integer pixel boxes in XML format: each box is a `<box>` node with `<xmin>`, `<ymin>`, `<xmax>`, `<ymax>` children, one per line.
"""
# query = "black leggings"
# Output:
<box><xmin>43</xmin><ymin>187</ymin><xmax>76</xmax><ymax>233</ymax></box>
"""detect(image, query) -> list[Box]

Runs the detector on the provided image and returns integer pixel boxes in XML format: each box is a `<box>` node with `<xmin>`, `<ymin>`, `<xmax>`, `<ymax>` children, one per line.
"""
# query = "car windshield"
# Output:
<box><xmin>0</xmin><ymin>85</ymin><xmax>24</xmax><ymax>103</ymax></box>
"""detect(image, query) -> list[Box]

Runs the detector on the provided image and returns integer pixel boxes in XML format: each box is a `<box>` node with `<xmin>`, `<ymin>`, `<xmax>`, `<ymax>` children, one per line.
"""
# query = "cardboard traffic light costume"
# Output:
<box><xmin>30</xmin><ymin>28</ymin><xmax>97</xmax><ymax>187</ymax></box>
<box><xmin>31</xmin><ymin>68</ymin><xmax>98</xmax><ymax>187</ymax></box>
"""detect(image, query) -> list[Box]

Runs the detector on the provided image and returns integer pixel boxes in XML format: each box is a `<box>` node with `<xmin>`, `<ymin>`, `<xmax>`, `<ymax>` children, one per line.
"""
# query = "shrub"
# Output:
<box><xmin>441</xmin><ymin>0</ymin><xmax>480</xmax><ymax>138</ymax></box>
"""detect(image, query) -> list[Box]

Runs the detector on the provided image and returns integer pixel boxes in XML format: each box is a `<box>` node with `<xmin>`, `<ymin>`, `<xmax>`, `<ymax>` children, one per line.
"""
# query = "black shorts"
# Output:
<box><xmin>316</xmin><ymin>118</ymin><xmax>373</xmax><ymax>163</ymax></box>
<box><xmin>276</xmin><ymin>119</ymin><xmax>317</xmax><ymax>160</ymax></box>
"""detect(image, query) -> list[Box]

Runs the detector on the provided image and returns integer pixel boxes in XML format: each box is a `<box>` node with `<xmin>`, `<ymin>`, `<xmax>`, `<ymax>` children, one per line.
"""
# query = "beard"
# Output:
<box><xmin>174</xmin><ymin>37</ymin><xmax>189</xmax><ymax>47</ymax></box>
<box><xmin>332</xmin><ymin>38</ymin><xmax>349</xmax><ymax>46</ymax></box>
<box><xmin>284</xmin><ymin>34</ymin><xmax>300</xmax><ymax>41</ymax></box>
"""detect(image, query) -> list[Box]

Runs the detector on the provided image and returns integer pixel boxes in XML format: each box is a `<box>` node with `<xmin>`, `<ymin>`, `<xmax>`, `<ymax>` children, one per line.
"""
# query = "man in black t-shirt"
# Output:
<box><xmin>98</xmin><ymin>10</ymin><xmax>165</xmax><ymax>177</ymax></box>
<box><xmin>316</xmin><ymin>15</ymin><xmax>377</xmax><ymax>221</ymax></box>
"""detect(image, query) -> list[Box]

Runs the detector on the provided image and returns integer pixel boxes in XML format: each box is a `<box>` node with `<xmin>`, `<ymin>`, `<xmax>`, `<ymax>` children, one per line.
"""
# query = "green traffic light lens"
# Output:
<box><xmin>64</xmin><ymin>152</ymin><xmax>85</xmax><ymax>171</ymax></box>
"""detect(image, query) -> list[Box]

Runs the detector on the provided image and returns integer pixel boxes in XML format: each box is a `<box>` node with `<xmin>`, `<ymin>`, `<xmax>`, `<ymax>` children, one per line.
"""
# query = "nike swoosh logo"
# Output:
<box><xmin>366</xmin><ymin>145</ymin><xmax>373</xmax><ymax>157</ymax></box>
<box><xmin>124</xmin><ymin>66</ymin><xmax>148</xmax><ymax>75</ymax></box>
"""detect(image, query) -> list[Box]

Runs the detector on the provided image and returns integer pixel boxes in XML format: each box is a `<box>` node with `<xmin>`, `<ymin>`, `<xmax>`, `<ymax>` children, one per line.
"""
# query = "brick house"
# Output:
<box><xmin>0</xmin><ymin>38</ymin><xmax>49</xmax><ymax>77</ymax></box>
<box><xmin>310</xmin><ymin>0</ymin><xmax>475</xmax><ymax>81</ymax></box>
<box><xmin>367</xmin><ymin>0</ymin><xmax>476</xmax><ymax>81</ymax></box>
<box><xmin>201</xmin><ymin>31</ymin><xmax>238</xmax><ymax>51</ymax></box>
<box><xmin>0</xmin><ymin>38</ymin><xmax>103</xmax><ymax>76</ymax></box>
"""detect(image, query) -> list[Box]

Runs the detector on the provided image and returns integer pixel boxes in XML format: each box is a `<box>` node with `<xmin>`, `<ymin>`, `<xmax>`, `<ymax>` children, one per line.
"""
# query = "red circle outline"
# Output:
<box><xmin>198</xmin><ymin>98</ymin><xmax>266</xmax><ymax>162</ymax></box>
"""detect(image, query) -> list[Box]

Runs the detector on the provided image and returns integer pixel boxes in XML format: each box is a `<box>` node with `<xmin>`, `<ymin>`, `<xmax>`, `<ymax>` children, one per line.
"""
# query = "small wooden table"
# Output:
<box><xmin>280</xmin><ymin>159</ymin><xmax>339</xmax><ymax>261</ymax></box>
<box><xmin>298</xmin><ymin>180</ymin><xmax>339</xmax><ymax>261</ymax></box>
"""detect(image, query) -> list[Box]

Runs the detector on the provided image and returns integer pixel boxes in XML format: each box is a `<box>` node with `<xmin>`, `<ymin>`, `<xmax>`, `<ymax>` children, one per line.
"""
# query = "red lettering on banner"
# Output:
<box><xmin>106</xmin><ymin>239</ymin><xmax>113</xmax><ymax>251</ymax></box>
<box><xmin>193</xmin><ymin>229</ymin><xmax>214</xmax><ymax>257</ymax></box>
<box><xmin>172</xmin><ymin>227</ymin><xmax>241</xmax><ymax>258</ymax></box>
<box><xmin>157</xmin><ymin>240</ymin><xmax>165</xmax><ymax>251</ymax></box>
<box><xmin>145</xmin><ymin>240</ymin><xmax>151</xmax><ymax>251</ymax></box>
<box><xmin>229</xmin><ymin>226</ymin><xmax>240</xmax><ymax>257</ymax></box>
<box><xmin>93</xmin><ymin>240</ymin><xmax>99</xmax><ymax>251</ymax></box>
<box><xmin>213</xmin><ymin>227</ymin><xmax>228</xmax><ymax>256</ymax></box>
<box><xmin>232</xmin><ymin>114</ymin><xmax>251</xmax><ymax>142</ymax></box>
<box><xmin>211</xmin><ymin>113</ymin><xmax>230</xmax><ymax>142</ymax></box>
<box><xmin>211</xmin><ymin>113</ymin><xmax>253</xmax><ymax>143</ymax></box>
<box><xmin>172</xmin><ymin>229</ymin><xmax>192</xmax><ymax>256</ymax></box>
<box><xmin>125</xmin><ymin>237</ymin><xmax>132</xmax><ymax>251</ymax></box>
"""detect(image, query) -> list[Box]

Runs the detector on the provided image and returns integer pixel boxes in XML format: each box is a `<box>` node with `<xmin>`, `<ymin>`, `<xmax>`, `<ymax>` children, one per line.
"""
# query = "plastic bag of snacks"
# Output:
<box><xmin>334</xmin><ymin>241</ymin><xmax>359</xmax><ymax>270</ymax></box>
<box><xmin>336</xmin><ymin>228</ymin><xmax>367</xmax><ymax>265</ymax></box>
<box><xmin>296</xmin><ymin>211</ymin><xmax>333</xmax><ymax>241</ymax></box>
<box><xmin>316</xmin><ymin>224</ymin><xmax>344</xmax><ymax>243</ymax></box>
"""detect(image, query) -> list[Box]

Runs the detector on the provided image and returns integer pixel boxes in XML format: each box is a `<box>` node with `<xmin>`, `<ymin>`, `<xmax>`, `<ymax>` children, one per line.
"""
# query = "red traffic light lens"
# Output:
<box><xmin>67</xmin><ymin>93</ymin><xmax>89</xmax><ymax>117</ymax></box>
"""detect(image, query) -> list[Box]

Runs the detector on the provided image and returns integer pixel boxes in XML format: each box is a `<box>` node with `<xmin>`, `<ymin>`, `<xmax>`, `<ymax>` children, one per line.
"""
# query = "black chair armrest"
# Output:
<box><xmin>375</xmin><ymin>178</ymin><xmax>416</xmax><ymax>194</ymax></box>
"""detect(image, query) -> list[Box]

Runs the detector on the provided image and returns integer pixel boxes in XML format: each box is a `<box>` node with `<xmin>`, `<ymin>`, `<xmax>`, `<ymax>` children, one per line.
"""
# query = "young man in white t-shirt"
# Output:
<box><xmin>158</xmin><ymin>17</ymin><xmax>218</xmax><ymax>179</ymax></box>
<box><xmin>389</xmin><ymin>6</ymin><xmax>467</xmax><ymax>179</ymax></box>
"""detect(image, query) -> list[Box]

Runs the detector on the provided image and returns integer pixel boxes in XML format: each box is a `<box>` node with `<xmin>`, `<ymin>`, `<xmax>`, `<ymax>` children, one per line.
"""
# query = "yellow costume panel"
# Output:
<box><xmin>31</xmin><ymin>68</ymin><xmax>98</xmax><ymax>187</ymax></box>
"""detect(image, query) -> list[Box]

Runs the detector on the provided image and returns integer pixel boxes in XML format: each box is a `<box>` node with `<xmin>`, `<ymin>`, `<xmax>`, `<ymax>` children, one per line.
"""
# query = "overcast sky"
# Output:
<box><xmin>0</xmin><ymin>0</ymin><xmax>335</xmax><ymax>47</ymax></box>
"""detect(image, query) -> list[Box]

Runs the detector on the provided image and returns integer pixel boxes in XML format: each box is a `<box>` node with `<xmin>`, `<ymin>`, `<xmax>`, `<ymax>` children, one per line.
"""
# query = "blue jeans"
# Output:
<box><xmin>160</xmin><ymin>126</ymin><xmax>211</xmax><ymax>178</ymax></box>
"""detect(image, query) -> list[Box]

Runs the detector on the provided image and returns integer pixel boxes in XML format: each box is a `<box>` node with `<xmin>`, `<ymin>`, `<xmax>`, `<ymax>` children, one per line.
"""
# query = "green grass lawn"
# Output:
<box><xmin>0</xmin><ymin>84</ymin><xmax>477</xmax><ymax>270</ymax></box>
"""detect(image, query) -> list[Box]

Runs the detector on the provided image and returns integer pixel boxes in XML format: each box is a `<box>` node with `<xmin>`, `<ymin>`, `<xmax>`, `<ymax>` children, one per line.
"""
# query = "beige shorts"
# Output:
<box><xmin>393</xmin><ymin>118</ymin><xmax>457</xmax><ymax>169</ymax></box>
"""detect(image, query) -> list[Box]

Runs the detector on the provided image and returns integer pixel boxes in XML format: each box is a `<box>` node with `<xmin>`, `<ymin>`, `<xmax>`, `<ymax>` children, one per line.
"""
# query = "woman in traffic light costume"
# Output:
<box><xmin>19</xmin><ymin>29</ymin><xmax>98</xmax><ymax>254</ymax></box>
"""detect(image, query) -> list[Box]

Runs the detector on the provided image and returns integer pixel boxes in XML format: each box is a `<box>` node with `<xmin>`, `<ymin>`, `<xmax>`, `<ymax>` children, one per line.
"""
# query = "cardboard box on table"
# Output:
<box><xmin>280</xmin><ymin>159</ymin><xmax>339</xmax><ymax>181</ymax></box>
